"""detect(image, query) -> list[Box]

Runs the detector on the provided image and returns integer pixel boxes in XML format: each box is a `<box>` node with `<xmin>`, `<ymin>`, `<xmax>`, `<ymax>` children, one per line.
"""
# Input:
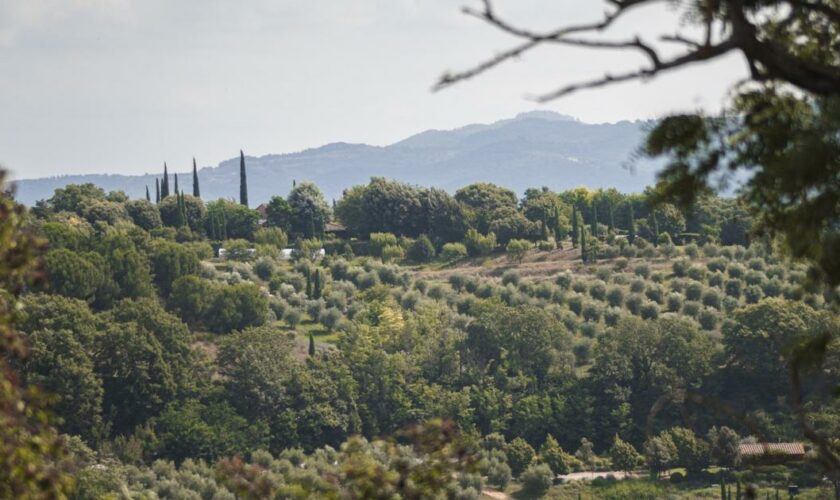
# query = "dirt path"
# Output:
<box><xmin>481</xmin><ymin>489</ymin><xmax>510</xmax><ymax>500</ymax></box>
<box><xmin>559</xmin><ymin>470</ymin><xmax>641</xmax><ymax>482</ymax></box>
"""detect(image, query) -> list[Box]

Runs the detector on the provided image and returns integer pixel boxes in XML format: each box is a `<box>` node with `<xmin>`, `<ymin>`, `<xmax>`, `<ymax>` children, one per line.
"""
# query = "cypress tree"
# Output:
<box><xmin>239</xmin><ymin>150</ymin><xmax>248</xmax><ymax>207</ymax></box>
<box><xmin>180</xmin><ymin>192</ymin><xmax>188</xmax><ymax>226</ymax></box>
<box><xmin>192</xmin><ymin>158</ymin><xmax>200</xmax><ymax>198</ymax></box>
<box><xmin>145</xmin><ymin>185</ymin><xmax>150</xmax><ymax>202</ymax></box>
<box><xmin>174</xmin><ymin>173</ymin><xmax>179</xmax><ymax>196</ymax></box>
<box><xmin>313</xmin><ymin>269</ymin><xmax>322</xmax><ymax>299</ymax></box>
<box><xmin>155</xmin><ymin>178</ymin><xmax>160</xmax><ymax>203</ymax></box>
<box><xmin>553</xmin><ymin>206</ymin><xmax>563</xmax><ymax>241</ymax></box>
<box><xmin>161</xmin><ymin>163</ymin><xmax>170</xmax><ymax>198</ymax></box>
<box><xmin>540</xmin><ymin>220</ymin><xmax>550</xmax><ymax>241</ymax></box>
<box><xmin>308</xmin><ymin>333</ymin><xmax>316</xmax><ymax>357</ymax></box>
<box><xmin>173</xmin><ymin>193</ymin><xmax>185</xmax><ymax>227</ymax></box>
<box><xmin>306</xmin><ymin>273</ymin><xmax>312</xmax><ymax>298</ymax></box>
<box><xmin>209</xmin><ymin>212</ymin><xmax>217</xmax><ymax>240</ymax></box>
<box><xmin>608</xmin><ymin>203</ymin><xmax>615</xmax><ymax>233</ymax></box>
<box><xmin>628</xmin><ymin>203</ymin><xmax>636</xmax><ymax>243</ymax></box>
<box><xmin>580</xmin><ymin>225</ymin><xmax>588</xmax><ymax>263</ymax></box>
<box><xmin>571</xmin><ymin>204</ymin><xmax>579</xmax><ymax>248</ymax></box>
<box><xmin>591</xmin><ymin>202</ymin><xmax>598</xmax><ymax>240</ymax></box>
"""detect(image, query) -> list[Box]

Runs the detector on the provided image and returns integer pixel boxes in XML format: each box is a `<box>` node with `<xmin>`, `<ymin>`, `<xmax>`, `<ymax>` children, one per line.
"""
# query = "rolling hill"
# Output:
<box><xmin>12</xmin><ymin>111</ymin><xmax>659</xmax><ymax>206</ymax></box>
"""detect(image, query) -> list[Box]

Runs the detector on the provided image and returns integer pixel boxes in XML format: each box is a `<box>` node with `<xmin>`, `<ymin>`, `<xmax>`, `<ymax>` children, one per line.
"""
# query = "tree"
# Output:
<box><xmin>644</xmin><ymin>434</ymin><xmax>677</xmax><ymax>477</ymax></box>
<box><xmin>539</xmin><ymin>434</ymin><xmax>571</xmax><ymax>475</ymax></box>
<box><xmin>571</xmin><ymin>204</ymin><xmax>578</xmax><ymax>248</ymax></box>
<box><xmin>666</xmin><ymin>427</ymin><xmax>709</xmax><ymax>475</ymax></box>
<box><xmin>707</xmin><ymin>426</ymin><xmax>741</xmax><ymax>469</ymax></box>
<box><xmin>505</xmin><ymin>437</ymin><xmax>536</xmax><ymax>476</ymax></box>
<box><xmin>0</xmin><ymin>172</ymin><xmax>74</xmax><ymax>497</ymax></box>
<box><xmin>145</xmin><ymin>185</ymin><xmax>150</xmax><ymax>201</ymax></box>
<box><xmin>44</xmin><ymin>249</ymin><xmax>104</xmax><ymax>302</ymax></box>
<box><xmin>610</xmin><ymin>434</ymin><xmax>641</xmax><ymax>473</ymax></box>
<box><xmin>174</xmin><ymin>172</ymin><xmax>180</xmax><ymax>196</ymax></box>
<box><xmin>309</xmin><ymin>333</ymin><xmax>316</xmax><ymax>357</ymax></box>
<box><xmin>161</xmin><ymin>163</ymin><xmax>170</xmax><ymax>199</ymax></box>
<box><xmin>520</xmin><ymin>463</ymin><xmax>553</xmax><ymax>497</ymax></box>
<box><xmin>205</xmin><ymin>199</ymin><xmax>259</xmax><ymax>240</ymax></box>
<box><xmin>125</xmin><ymin>199</ymin><xmax>162</xmax><ymax>230</ymax></box>
<box><xmin>441</xmin><ymin>242</ymin><xmax>467</xmax><ymax>261</ymax></box>
<box><xmin>464</xmin><ymin>228</ymin><xmax>496</xmax><ymax>257</ymax></box>
<box><xmin>628</xmin><ymin>202</ymin><xmax>636</xmax><ymax>243</ymax></box>
<box><xmin>205</xmin><ymin>283</ymin><xmax>268</xmax><ymax>333</ymax></box>
<box><xmin>407</xmin><ymin>235</ymin><xmax>436</xmax><ymax>263</ymax></box>
<box><xmin>505</xmin><ymin>238</ymin><xmax>531</xmax><ymax>263</ymax></box>
<box><xmin>265</xmin><ymin>195</ymin><xmax>293</xmax><ymax>233</ymax></box>
<box><xmin>192</xmin><ymin>158</ymin><xmax>200</xmax><ymax>198</ymax></box>
<box><xmin>150</xmin><ymin>239</ymin><xmax>201</xmax><ymax>296</ymax></box>
<box><xmin>455</xmin><ymin>182</ymin><xmax>518</xmax><ymax>234</ymax></box>
<box><xmin>155</xmin><ymin>178</ymin><xmax>160</xmax><ymax>203</ymax></box>
<box><xmin>288</xmin><ymin>182</ymin><xmax>330</xmax><ymax>239</ymax></box>
<box><xmin>239</xmin><ymin>150</ymin><xmax>248</xmax><ymax>207</ymax></box>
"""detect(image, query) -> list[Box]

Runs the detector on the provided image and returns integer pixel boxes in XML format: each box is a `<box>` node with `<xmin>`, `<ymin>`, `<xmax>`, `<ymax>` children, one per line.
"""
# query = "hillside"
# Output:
<box><xmin>12</xmin><ymin>111</ymin><xmax>657</xmax><ymax>206</ymax></box>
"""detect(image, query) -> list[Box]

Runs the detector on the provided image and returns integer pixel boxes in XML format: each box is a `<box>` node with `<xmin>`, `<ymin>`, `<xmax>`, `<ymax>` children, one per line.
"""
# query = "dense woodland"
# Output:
<box><xmin>6</xmin><ymin>162</ymin><xmax>839</xmax><ymax>498</ymax></box>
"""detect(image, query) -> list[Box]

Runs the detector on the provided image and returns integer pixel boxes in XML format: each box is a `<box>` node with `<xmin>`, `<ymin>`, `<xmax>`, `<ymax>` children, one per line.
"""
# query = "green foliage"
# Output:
<box><xmin>505</xmin><ymin>238</ymin><xmax>531</xmax><ymax>263</ymax></box>
<box><xmin>464</xmin><ymin>228</ymin><xmax>496</xmax><ymax>256</ymax></box>
<box><xmin>205</xmin><ymin>199</ymin><xmax>259</xmax><ymax>240</ymax></box>
<box><xmin>159</xmin><ymin>194</ymin><xmax>206</xmax><ymax>231</ymax></box>
<box><xmin>441</xmin><ymin>242</ymin><xmax>467</xmax><ymax>261</ymax></box>
<box><xmin>610</xmin><ymin>434</ymin><xmax>641</xmax><ymax>472</ymax></box>
<box><xmin>288</xmin><ymin>181</ymin><xmax>330</xmax><ymax>239</ymax></box>
<box><xmin>520</xmin><ymin>462</ymin><xmax>553</xmax><ymax>497</ymax></box>
<box><xmin>407</xmin><ymin>234</ymin><xmax>436</xmax><ymax>263</ymax></box>
<box><xmin>505</xmin><ymin>437</ymin><xmax>536</xmax><ymax>476</ymax></box>
<box><xmin>539</xmin><ymin>434</ymin><xmax>572</xmax><ymax>475</ymax></box>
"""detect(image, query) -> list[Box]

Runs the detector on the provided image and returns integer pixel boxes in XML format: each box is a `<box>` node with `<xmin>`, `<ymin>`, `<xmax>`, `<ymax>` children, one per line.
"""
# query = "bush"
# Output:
<box><xmin>537</xmin><ymin>240</ymin><xmax>555</xmax><ymax>251</ymax></box>
<box><xmin>640</xmin><ymin>302</ymin><xmax>659</xmax><ymax>320</ymax></box>
<box><xmin>698</xmin><ymin>308</ymin><xmax>718</xmax><ymax>330</ymax></box>
<box><xmin>284</xmin><ymin>308</ymin><xmax>302</xmax><ymax>327</ymax></box>
<box><xmin>484</xmin><ymin>458</ymin><xmax>511</xmax><ymax>489</ymax></box>
<box><xmin>633</xmin><ymin>263</ymin><xmax>651</xmax><ymax>278</ymax></box>
<box><xmin>625</xmin><ymin>294</ymin><xmax>643</xmax><ymax>315</ymax></box>
<box><xmin>606</xmin><ymin>286</ymin><xmax>625</xmax><ymax>308</ymax></box>
<box><xmin>464</xmin><ymin>228</ymin><xmax>496</xmax><ymax>256</ymax></box>
<box><xmin>582</xmin><ymin>302</ymin><xmax>602</xmax><ymax>322</ymax></box>
<box><xmin>556</xmin><ymin>272</ymin><xmax>573</xmax><ymax>290</ymax></box>
<box><xmin>505</xmin><ymin>239</ymin><xmax>532</xmax><ymax>263</ymax></box>
<box><xmin>374</xmin><ymin>244</ymin><xmax>402</xmax><ymax>263</ymax></box>
<box><xmin>672</xmin><ymin>259</ymin><xmax>689</xmax><ymax>277</ymax></box>
<box><xmin>501</xmin><ymin>269</ymin><xmax>521</xmax><ymax>286</ymax></box>
<box><xmin>604</xmin><ymin>307</ymin><xmax>622</xmax><ymax>326</ymax></box>
<box><xmin>687</xmin><ymin>265</ymin><xmax>708</xmax><ymax>281</ymax></box>
<box><xmin>645</xmin><ymin>284</ymin><xmax>664</xmax><ymax>304</ymax></box>
<box><xmin>520</xmin><ymin>463</ymin><xmax>553</xmax><ymax>497</ymax></box>
<box><xmin>701</xmin><ymin>289</ymin><xmax>722</xmax><ymax>309</ymax></box>
<box><xmin>441</xmin><ymin>242</ymin><xmax>468</xmax><ymax>261</ymax></box>
<box><xmin>629</xmin><ymin>279</ymin><xmax>646</xmax><ymax>293</ymax></box>
<box><xmin>725</xmin><ymin>278</ymin><xmax>744</xmax><ymax>298</ymax></box>
<box><xmin>407</xmin><ymin>235</ymin><xmax>436</xmax><ymax>263</ymax></box>
<box><xmin>682</xmin><ymin>301</ymin><xmax>702</xmax><ymax>317</ymax></box>
<box><xmin>567</xmin><ymin>294</ymin><xmax>584</xmax><ymax>315</ymax></box>
<box><xmin>253</xmin><ymin>258</ymin><xmax>276</xmax><ymax>281</ymax></box>
<box><xmin>666</xmin><ymin>293</ymin><xmax>684</xmax><ymax>312</ymax></box>
<box><xmin>369</xmin><ymin>232</ymin><xmax>398</xmax><ymax>257</ymax></box>
<box><xmin>505</xmin><ymin>438</ymin><xmax>536</xmax><ymax>476</ymax></box>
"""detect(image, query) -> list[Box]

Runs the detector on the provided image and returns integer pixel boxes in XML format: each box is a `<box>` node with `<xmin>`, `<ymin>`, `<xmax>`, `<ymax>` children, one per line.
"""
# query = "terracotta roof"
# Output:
<box><xmin>738</xmin><ymin>443</ymin><xmax>805</xmax><ymax>456</ymax></box>
<box><xmin>255</xmin><ymin>203</ymin><xmax>269</xmax><ymax>217</ymax></box>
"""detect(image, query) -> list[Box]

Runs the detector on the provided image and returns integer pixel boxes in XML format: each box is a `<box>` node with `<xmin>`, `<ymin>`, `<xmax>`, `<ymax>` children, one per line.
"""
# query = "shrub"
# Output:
<box><xmin>582</xmin><ymin>302</ymin><xmax>602</xmax><ymax>322</ymax></box>
<box><xmin>369</xmin><ymin>232</ymin><xmax>398</xmax><ymax>257</ymax></box>
<box><xmin>614</xmin><ymin>257</ymin><xmax>629</xmax><ymax>271</ymax></box>
<box><xmin>556</xmin><ymin>272</ymin><xmax>573</xmax><ymax>290</ymax></box>
<box><xmin>604</xmin><ymin>307</ymin><xmax>622</xmax><ymax>326</ymax></box>
<box><xmin>685</xmin><ymin>282</ymin><xmax>703</xmax><ymax>301</ymax></box>
<box><xmin>698</xmin><ymin>308</ymin><xmax>718</xmax><ymax>330</ymax></box>
<box><xmin>625</xmin><ymin>294</ymin><xmax>643</xmax><ymax>315</ymax></box>
<box><xmin>501</xmin><ymin>269</ymin><xmax>521</xmax><ymax>286</ymax></box>
<box><xmin>645</xmin><ymin>284</ymin><xmax>664</xmax><ymax>304</ymax></box>
<box><xmin>589</xmin><ymin>281</ymin><xmax>607</xmax><ymax>301</ymax></box>
<box><xmin>687</xmin><ymin>265</ymin><xmax>708</xmax><ymax>282</ymax></box>
<box><xmin>708</xmin><ymin>271</ymin><xmax>725</xmax><ymax>287</ymax></box>
<box><xmin>701</xmin><ymin>289</ymin><xmax>722</xmax><ymax>309</ymax></box>
<box><xmin>633</xmin><ymin>263</ymin><xmax>651</xmax><ymax>278</ymax></box>
<box><xmin>464</xmin><ymin>228</ymin><xmax>497</xmax><ymax>256</ymax></box>
<box><xmin>253</xmin><ymin>258</ymin><xmax>276</xmax><ymax>281</ymax></box>
<box><xmin>640</xmin><ymin>302</ymin><xmax>659</xmax><ymax>320</ymax></box>
<box><xmin>381</xmin><ymin>245</ymin><xmax>404</xmax><ymax>263</ymax></box>
<box><xmin>666</xmin><ymin>293</ymin><xmax>684</xmax><ymax>312</ymax></box>
<box><xmin>724</xmin><ymin>278</ymin><xmax>744</xmax><ymax>298</ymax></box>
<box><xmin>441</xmin><ymin>242</ymin><xmax>467</xmax><ymax>262</ymax></box>
<box><xmin>682</xmin><ymin>301</ymin><xmax>702</xmax><ymax>318</ymax></box>
<box><xmin>684</xmin><ymin>243</ymin><xmax>700</xmax><ymax>258</ymax></box>
<box><xmin>318</xmin><ymin>307</ymin><xmax>343</xmax><ymax>331</ymax></box>
<box><xmin>284</xmin><ymin>308</ymin><xmax>302</xmax><ymax>327</ymax></box>
<box><xmin>744</xmin><ymin>270</ymin><xmax>766</xmax><ymax>286</ymax></box>
<box><xmin>707</xmin><ymin>257</ymin><xmax>727</xmax><ymax>273</ymax></box>
<box><xmin>727</xmin><ymin>263</ymin><xmax>746</xmax><ymax>279</ymax></box>
<box><xmin>744</xmin><ymin>285</ymin><xmax>764</xmax><ymax>304</ymax></box>
<box><xmin>484</xmin><ymin>458</ymin><xmax>511</xmax><ymax>489</ymax></box>
<box><xmin>407</xmin><ymin>235</ymin><xmax>436</xmax><ymax>263</ymax></box>
<box><xmin>537</xmin><ymin>240</ymin><xmax>555</xmax><ymax>251</ymax></box>
<box><xmin>505</xmin><ymin>438</ymin><xmax>536</xmax><ymax>476</ymax></box>
<box><xmin>505</xmin><ymin>239</ymin><xmax>532</xmax><ymax>263</ymax></box>
<box><xmin>629</xmin><ymin>279</ymin><xmax>646</xmax><ymax>293</ymax></box>
<box><xmin>567</xmin><ymin>294</ymin><xmax>584</xmax><ymax>315</ymax></box>
<box><xmin>606</xmin><ymin>286</ymin><xmax>625</xmax><ymax>308</ymax></box>
<box><xmin>520</xmin><ymin>464</ymin><xmax>553</xmax><ymax>497</ymax></box>
<box><xmin>672</xmin><ymin>259</ymin><xmax>689</xmax><ymax>277</ymax></box>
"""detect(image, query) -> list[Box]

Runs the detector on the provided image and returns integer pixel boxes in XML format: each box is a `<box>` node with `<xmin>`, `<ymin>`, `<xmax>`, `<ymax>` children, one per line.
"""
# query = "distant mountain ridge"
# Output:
<box><xmin>12</xmin><ymin>111</ymin><xmax>659</xmax><ymax>206</ymax></box>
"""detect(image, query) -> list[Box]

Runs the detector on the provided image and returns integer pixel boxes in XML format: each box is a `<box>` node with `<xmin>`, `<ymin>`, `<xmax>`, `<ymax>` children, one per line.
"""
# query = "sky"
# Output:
<box><xmin>0</xmin><ymin>0</ymin><xmax>748</xmax><ymax>180</ymax></box>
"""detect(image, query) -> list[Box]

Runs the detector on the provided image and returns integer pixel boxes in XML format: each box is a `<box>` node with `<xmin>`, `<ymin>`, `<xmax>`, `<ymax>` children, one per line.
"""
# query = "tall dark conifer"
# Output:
<box><xmin>580</xmin><ymin>224</ymin><xmax>588</xmax><ymax>263</ymax></box>
<box><xmin>628</xmin><ymin>203</ymin><xmax>636</xmax><ymax>243</ymax></box>
<box><xmin>591</xmin><ymin>202</ymin><xmax>598</xmax><ymax>240</ymax></box>
<box><xmin>192</xmin><ymin>158</ymin><xmax>200</xmax><ymax>198</ymax></box>
<box><xmin>161</xmin><ymin>163</ymin><xmax>170</xmax><ymax>199</ymax></box>
<box><xmin>571</xmin><ymin>204</ymin><xmax>579</xmax><ymax>248</ymax></box>
<box><xmin>239</xmin><ymin>150</ymin><xmax>248</xmax><ymax>207</ymax></box>
<box><xmin>145</xmin><ymin>186</ymin><xmax>150</xmax><ymax>202</ymax></box>
<box><xmin>174</xmin><ymin>173</ymin><xmax>179</xmax><ymax>196</ymax></box>
<box><xmin>155</xmin><ymin>178</ymin><xmax>160</xmax><ymax>203</ymax></box>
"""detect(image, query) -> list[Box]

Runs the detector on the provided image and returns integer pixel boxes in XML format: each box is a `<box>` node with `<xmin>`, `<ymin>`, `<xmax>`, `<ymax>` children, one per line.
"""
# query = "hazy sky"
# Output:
<box><xmin>1</xmin><ymin>0</ymin><xmax>747</xmax><ymax>180</ymax></box>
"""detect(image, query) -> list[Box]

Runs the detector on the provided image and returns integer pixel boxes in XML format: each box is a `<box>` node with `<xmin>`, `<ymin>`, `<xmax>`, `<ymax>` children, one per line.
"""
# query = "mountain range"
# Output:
<box><xmin>12</xmin><ymin>111</ymin><xmax>660</xmax><ymax>207</ymax></box>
